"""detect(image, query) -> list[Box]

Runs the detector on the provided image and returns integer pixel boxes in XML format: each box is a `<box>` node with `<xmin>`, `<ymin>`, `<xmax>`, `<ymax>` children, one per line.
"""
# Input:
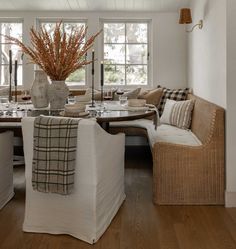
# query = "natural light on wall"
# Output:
<box><xmin>0</xmin><ymin>21</ymin><xmax>23</xmax><ymax>86</ymax></box>
<box><xmin>103</xmin><ymin>21</ymin><xmax>149</xmax><ymax>86</ymax></box>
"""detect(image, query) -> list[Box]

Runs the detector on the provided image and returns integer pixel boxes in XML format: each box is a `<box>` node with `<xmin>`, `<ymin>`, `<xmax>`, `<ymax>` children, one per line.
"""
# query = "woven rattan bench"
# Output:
<box><xmin>110</xmin><ymin>94</ymin><xmax>225</xmax><ymax>205</ymax></box>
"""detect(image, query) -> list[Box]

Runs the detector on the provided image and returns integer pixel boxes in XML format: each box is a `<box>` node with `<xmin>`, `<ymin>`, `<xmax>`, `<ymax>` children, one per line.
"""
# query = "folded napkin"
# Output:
<box><xmin>126</xmin><ymin>106</ymin><xmax>149</xmax><ymax>111</ymax></box>
<box><xmin>103</xmin><ymin>103</ymin><xmax>149</xmax><ymax>112</ymax></box>
<box><xmin>145</xmin><ymin>104</ymin><xmax>160</xmax><ymax>130</ymax></box>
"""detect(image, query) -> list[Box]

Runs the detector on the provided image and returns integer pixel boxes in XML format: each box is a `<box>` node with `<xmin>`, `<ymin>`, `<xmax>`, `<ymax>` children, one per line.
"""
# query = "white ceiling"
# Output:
<box><xmin>0</xmin><ymin>0</ymin><xmax>191</xmax><ymax>12</ymax></box>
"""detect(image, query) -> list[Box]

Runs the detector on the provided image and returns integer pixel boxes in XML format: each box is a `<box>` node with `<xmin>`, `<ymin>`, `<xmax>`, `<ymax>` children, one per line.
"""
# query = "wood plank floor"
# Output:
<box><xmin>1</xmin><ymin>146</ymin><xmax>236</xmax><ymax>249</ymax></box>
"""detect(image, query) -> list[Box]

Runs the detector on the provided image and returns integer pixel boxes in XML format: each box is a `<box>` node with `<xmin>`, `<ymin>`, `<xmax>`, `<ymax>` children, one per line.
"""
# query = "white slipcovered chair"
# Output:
<box><xmin>0</xmin><ymin>131</ymin><xmax>14</xmax><ymax>209</ymax></box>
<box><xmin>22</xmin><ymin>117</ymin><xmax>125</xmax><ymax>244</ymax></box>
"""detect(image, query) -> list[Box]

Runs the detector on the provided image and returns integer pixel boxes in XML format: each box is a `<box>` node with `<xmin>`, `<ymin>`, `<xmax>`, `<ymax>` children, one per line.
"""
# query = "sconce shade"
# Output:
<box><xmin>179</xmin><ymin>8</ymin><xmax>192</xmax><ymax>24</ymax></box>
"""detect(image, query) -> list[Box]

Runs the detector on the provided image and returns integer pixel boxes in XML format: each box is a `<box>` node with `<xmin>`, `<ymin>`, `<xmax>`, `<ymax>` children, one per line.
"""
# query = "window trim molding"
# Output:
<box><xmin>0</xmin><ymin>19</ymin><xmax>24</xmax><ymax>87</ymax></box>
<box><xmin>100</xmin><ymin>18</ymin><xmax>152</xmax><ymax>89</ymax></box>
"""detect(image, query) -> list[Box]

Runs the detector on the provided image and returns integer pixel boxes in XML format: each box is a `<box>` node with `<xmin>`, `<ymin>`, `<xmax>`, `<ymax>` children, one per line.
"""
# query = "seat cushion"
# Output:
<box><xmin>110</xmin><ymin>119</ymin><xmax>202</xmax><ymax>147</ymax></box>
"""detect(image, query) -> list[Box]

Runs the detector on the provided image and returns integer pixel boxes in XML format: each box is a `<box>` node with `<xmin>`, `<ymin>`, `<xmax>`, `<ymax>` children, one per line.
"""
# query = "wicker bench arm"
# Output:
<box><xmin>152</xmin><ymin>141</ymin><xmax>225</xmax><ymax>205</ymax></box>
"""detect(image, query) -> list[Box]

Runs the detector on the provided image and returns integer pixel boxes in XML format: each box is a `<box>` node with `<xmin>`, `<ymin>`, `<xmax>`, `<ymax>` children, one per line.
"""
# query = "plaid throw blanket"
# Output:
<box><xmin>32</xmin><ymin>116</ymin><xmax>80</xmax><ymax>195</ymax></box>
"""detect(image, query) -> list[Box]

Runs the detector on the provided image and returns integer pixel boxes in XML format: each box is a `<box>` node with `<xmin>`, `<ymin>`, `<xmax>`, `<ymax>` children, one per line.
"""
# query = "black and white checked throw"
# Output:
<box><xmin>158</xmin><ymin>87</ymin><xmax>189</xmax><ymax>116</ymax></box>
<box><xmin>32</xmin><ymin>116</ymin><xmax>80</xmax><ymax>195</ymax></box>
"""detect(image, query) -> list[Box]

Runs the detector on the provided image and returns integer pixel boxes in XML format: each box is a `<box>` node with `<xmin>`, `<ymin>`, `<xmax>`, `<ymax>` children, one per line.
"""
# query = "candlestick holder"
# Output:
<box><xmin>90</xmin><ymin>71</ymin><xmax>95</xmax><ymax>108</ymax></box>
<box><xmin>14</xmin><ymin>60</ymin><xmax>18</xmax><ymax>102</ymax></box>
<box><xmin>8</xmin><ymin>50</ymin><xmax>12</xmax><ymax>102</ymax></box>
<box><xmin>8</xmin><ymin>74</ymin><xmax>12</xmax><ymax>102</ymax></box>
<box><xmin>101</xmin><ymin>85</ymin><xmax>104</xmax><ymax>103</ymax></box>
<box><xmin>14</xmin><ymin>85</ymin><xmax>17</xmax><ymax>102</ymax></box>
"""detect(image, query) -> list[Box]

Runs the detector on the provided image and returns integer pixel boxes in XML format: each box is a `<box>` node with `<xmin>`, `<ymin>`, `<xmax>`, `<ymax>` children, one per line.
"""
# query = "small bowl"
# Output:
<box><xmin>64</xmin><ymin>103</ymin><xmax>86</xmax><ymax>113</ymax></box>
<box><xmin>128</xmin><ymin>99</ymin><xmax>146</xmax><ymax>107</ymax></box>
<box><xmin>75</xmin><ymin>94</ymin><xmax>91</xmax><ymax>102</ymax></box>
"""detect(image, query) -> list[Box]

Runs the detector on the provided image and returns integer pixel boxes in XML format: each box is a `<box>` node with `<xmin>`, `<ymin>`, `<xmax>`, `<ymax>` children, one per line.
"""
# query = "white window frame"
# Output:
<box><xmin>36</xmin><ymin>18</ymin><xmax>88</xmax><ymax>88</ymax></box>
<box><xmin>100</xmin><ymin>19</ymin><xmax>152</xmax><ymax>88</ymax></box>
<box><xmin>0</xmin><ymin>18</ymin><xmax>24</xmax><ymax>87</ymax></box>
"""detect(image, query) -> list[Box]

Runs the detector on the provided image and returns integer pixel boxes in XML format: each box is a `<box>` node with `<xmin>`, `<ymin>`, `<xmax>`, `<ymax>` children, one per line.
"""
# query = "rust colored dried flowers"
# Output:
<box><xmin>5</xmin><ymin>22</ymin><xmax>101</xmax><ymax>81</ymax></box>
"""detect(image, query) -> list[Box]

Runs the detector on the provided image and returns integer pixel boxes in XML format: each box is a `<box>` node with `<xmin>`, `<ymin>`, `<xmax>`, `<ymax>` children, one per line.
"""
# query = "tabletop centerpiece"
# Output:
<box><xmin>5</xmin><ymin>22</ymin><xmax>101</xmax><ymax>109</ymax></box>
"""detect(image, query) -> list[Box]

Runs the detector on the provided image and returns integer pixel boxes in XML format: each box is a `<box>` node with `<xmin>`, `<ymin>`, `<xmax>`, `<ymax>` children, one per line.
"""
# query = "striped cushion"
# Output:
<box><xmin>158</xmin><ymin>87</ymin><xmax>189</xmax><ymax>116</ymax></box>
<box><xmin>160</xmin><ymin>99</ymin><xmax>194</xmax><ymax>129</ymax></box>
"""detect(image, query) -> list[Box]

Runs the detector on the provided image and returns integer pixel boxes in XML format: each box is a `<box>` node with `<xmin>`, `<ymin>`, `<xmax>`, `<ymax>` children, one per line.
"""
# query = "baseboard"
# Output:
<box><xmin>225</xmin><ymin>191</ymin><xmax>236</xmax><ymax>207</ymax></box>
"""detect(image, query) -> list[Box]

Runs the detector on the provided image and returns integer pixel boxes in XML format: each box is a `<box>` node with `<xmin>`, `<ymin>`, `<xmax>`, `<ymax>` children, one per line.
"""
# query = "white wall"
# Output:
<box><xmin>189</xmin><ymin>0</ymin><xmax>236</xmax><ymax>207</ymax></box>
<box><xmin>226</xmin><ymin>0</ymin><xmax>236</xmax><ymax>207</ymax></box>
<box><xmin>188</xmin><ymin>0</ymin><xmax>226</xmax><ymax>108</ymax></box>
<box><xmin>0</xmin><ymin>11</ymin><xmax>187</xmax><ymax>90</ymax></box>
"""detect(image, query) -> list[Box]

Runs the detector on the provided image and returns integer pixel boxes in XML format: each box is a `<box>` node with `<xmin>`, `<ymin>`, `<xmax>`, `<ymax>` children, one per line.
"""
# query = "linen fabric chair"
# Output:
<box><xmin>22</xmin><ymin>117</ymin><xmax>125</xmax><ymax>244</ymax></box>
<box><xmin>0</xmin><ymin>131</ymin><xmax>14</xmax><ymax>209</ymax></box>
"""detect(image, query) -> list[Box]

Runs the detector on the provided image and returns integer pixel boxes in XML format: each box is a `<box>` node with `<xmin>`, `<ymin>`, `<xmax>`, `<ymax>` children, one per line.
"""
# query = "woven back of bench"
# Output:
<box><xmin>188</xmin><ymin>94</ymin><xmax>225</xmax><ymax>145</ymax></box>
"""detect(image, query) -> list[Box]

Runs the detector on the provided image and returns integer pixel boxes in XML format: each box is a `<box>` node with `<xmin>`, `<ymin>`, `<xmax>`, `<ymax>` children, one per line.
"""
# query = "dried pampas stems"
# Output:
<box><xmin>5</xmin><ymin>21</ymin><xmax>101</xmax><ymax>81</ymax></box>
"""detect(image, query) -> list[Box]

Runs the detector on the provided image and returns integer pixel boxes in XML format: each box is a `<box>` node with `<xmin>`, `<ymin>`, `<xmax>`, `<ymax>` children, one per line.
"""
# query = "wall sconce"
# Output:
<box><xmin>179</xmin><ymin>8</ymin><xmax>203</xmax><ymax>32</ymax></box>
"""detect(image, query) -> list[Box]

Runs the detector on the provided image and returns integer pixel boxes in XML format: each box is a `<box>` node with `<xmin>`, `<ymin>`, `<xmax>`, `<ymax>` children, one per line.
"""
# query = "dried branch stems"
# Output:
<box><xmin>5</xmin><ymin>22</ymin><xmax>101</xmax><ymax>81</ymax></box>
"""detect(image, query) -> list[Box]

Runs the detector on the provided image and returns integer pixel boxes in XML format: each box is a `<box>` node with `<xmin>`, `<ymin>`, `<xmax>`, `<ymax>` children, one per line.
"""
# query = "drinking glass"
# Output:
<box><xmin>116</xmin><ymin>88</ymin><xmax>124</xmax><ymax>96</ymax></box>
<box><xmin>119</xmin><ymin>96</ymin><xmax>128</xmax><ymax>106</ymax></box>
<box><xmin>103</xmin><ymin>90</ymin><xmax>113</xmax><ymax>101</ymax></box>
<box><xmin>10</xmin><ymin>101</ymin><xmax>18</xmax><ymax>114</ymax></box>
<box><xmin>21</xmin><ymin>90</ymin><xmax>31</xmax><ymax>111</ymax></box>
<box><xmin>0</xmin><ymin>97</ymin><xmax>9</xmax><ymax>115</ymax></box>
<box><xmin>67</xmin><ymin>95</ymin><xmax>75</xmax><ymax>104</ymax></box>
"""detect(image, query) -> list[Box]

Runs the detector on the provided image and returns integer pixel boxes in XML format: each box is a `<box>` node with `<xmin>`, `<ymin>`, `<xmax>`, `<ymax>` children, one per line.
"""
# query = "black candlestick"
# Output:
<box><xmin>14</xmin><ymin>60</ymin><xmax>18</xmax><ymax>102</ymax></box>
<box><xmin>8</xmin><ymin>50</ymin><xmax>12</xmax><ymax>102</ymax></box>
<box><xmin>101</xmin><ymin>61</ymin><xmax>104</xmax><ymax>102</ymax></box>
<box><xmin>90</xmin><ymin>50</ymin><xmax>95</xmax><ymax>107</ymax></box>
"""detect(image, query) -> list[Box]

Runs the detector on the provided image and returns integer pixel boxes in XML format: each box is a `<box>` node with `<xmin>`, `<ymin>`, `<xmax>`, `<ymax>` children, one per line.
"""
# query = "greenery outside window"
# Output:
<box><xmin>103</xmin><ymin>20</ymin><xmax>150</xmax><ymax>86</ymax></box>
<box><xmin>0</xmin><ymin>20</ymin><xmax>23</xmax><ymax>86</ymax></box>
<box><xmin>37</xmin><ymin>19</ymin><xmax>87</xmax><ymax>86</ymax></box>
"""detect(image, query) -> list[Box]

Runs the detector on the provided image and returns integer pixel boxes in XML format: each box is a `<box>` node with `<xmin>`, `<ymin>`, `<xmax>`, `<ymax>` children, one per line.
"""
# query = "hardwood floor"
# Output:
<box><xmin>1</xmin><ymin>146</ymin><xmax>236</xmax><ymax>249</ymax></box>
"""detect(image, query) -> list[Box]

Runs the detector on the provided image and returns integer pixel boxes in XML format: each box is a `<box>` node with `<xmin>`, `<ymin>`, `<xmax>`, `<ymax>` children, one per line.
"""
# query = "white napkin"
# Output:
<box><xmin>145</xmin><ymin>104</ymin><xmax>160</xmax><ymax>130</ymax></box>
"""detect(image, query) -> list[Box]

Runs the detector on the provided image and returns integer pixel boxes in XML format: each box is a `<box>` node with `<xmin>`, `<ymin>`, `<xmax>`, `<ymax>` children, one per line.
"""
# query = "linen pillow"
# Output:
<box><xmin>138</xmin><ymin>88</ymin><xmax>163</xmax><ymax>106</ymax></box>
<box><xmin>158</xmin><ymin>87</ymin><xmax>189</xmax><ymax>116</ymax></box>
<box><xmin>84</xmin><ymin>88</ymin><xmax>102</xmax><ymax>101</ymax></box>
<box><xmin>113</xmin><ymin>88</ymin><xmax>141</xmax><ymax>100</ymax></box>
<box><xmin>160</xmin><ymin>99</ymin><xmax>194</xmax><ymax>129</ymax></box>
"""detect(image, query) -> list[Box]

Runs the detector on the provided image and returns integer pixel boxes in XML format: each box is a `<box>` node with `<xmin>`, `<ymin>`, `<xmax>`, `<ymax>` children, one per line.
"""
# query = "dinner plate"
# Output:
<box><xmin>59</xmin><ymin>111</ymin><xmax>89</xmax><ymax>117</ymax></box>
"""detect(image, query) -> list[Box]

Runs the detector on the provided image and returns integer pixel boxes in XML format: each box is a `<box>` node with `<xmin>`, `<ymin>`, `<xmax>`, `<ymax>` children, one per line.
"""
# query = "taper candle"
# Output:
<box><xmin>9</xmin><ymin>50</ymin><xmax>12</xmax><ymax>74</ymax></box>
<box><xmin>14</xmin><ymin>60</ymin><xmax>17</xmax><ymax>86</ymax></box>
<box><xmin>92</xmin><ymin>49</ymin><xmax>95</xmax><ymax>75</ymax></box>
<box><xmin>101</xmin><ymin>61</ymin><xmax>104</xmax><ymax>87</ymax></box>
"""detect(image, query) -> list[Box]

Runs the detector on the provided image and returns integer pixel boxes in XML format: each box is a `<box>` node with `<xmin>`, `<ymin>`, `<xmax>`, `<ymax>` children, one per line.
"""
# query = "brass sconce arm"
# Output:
<box><xmin>186</xmin><ymin>20</ymin><xmax>203</xmax><ymax>32</ymax></box>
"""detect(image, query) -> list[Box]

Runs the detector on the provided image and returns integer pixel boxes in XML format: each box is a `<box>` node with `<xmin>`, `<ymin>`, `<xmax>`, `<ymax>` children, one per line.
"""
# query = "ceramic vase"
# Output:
<box><xmin>47</xmin><ymin>80</ymin><xmax>69</xmax><ymax>109</ymax></box>
<box><xmin>30</xmin><ymin>70</ymin><xmax>50</xmax><ymax>108</ymax></box>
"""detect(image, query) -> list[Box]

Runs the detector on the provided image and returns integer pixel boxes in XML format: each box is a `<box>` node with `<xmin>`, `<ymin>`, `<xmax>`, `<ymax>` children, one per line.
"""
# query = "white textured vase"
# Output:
<box><xmin>30</xmin><ymin>70</ymin><xmax>50</xmax><ymax>108</ymax></box>
<box><xmin>48</xmin><ymin>80</ymin><xmax>69</xmax><ymax>109</ymax></box>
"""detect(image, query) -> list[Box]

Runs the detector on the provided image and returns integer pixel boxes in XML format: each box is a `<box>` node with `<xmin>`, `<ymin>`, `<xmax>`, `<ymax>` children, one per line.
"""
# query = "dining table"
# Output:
<box><xmin>0</xmin><ymin>101</ymin><xmax>157</xmax><ymax>133</ymax></box>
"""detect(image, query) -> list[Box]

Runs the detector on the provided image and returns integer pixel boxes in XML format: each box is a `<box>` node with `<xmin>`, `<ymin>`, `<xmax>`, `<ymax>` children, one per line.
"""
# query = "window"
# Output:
<box><xmin>103</xmin><ymin>21</ymin><xmax>149</xmax><ymax>86</ymax></box>
<box><xmin>0</xmin><ymin>20</ymin><xmax>23</xmax><ymax>86</ymax></box>
<box><xmin>37</xmin><ymin>19</ymin><xmax>86</xmax><ymax>86</ymax></box>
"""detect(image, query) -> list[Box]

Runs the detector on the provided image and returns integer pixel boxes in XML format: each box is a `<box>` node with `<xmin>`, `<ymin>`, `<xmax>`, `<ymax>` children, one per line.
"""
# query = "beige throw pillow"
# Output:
<box><xmin>160</xmin><ymin>99</ymin><xmax>194</xmax><ymax>129</ymax></box>
<box><xmin>138</xmin><ymin>88</ymin><xmax>163</xmax><ymax>106</ymax></box>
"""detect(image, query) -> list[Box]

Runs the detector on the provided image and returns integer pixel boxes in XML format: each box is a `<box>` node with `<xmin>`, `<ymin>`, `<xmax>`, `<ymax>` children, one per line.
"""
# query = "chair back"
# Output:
<box><xmin>0</xmin><ymin>131</ymin><xmax>14</xmax><ymax>209</ymax></box>
<box><xmin>21</xmin><ymin>117</ymin><xmax>125</xmax><ymax>244</ymax></box>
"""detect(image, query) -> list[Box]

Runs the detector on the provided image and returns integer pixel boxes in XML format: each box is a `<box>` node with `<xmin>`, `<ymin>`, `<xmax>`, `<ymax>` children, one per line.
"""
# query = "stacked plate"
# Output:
<box><xmin>128</xmin><ymin>99</ymin><xmax>146</xmax><ymax>107</ymax></box>
<box><xmin>75</xmin><ymin>94</ymin><xmax>91</xmax><ymax>105</ymax></box>
<box><xmin>60</xmin><ymin>103</ymin><xmax>89</xmax><ymax>117</ymax></box>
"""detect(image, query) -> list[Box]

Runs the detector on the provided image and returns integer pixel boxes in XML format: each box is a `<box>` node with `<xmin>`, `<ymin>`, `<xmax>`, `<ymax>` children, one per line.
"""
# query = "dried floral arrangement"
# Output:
<box><xmin>5</xmin><ymin>22</ymin><xmax>101</xmax><ymax>81</ymax></box>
